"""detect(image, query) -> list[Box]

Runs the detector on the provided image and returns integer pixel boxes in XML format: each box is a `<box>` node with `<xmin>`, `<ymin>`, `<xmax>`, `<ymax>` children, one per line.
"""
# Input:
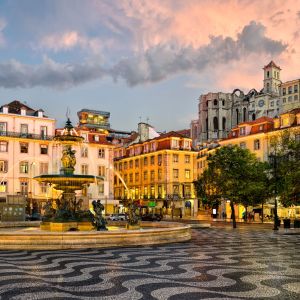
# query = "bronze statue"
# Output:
<box><xmin>91</xmin><ymin>200</ymin><xmax>107</xmax><ymax>231</ymax></box>
<box><xmin>61</xmin><ymin>145</ymin><xmax>76</xmax><ymax>170</ymax></box>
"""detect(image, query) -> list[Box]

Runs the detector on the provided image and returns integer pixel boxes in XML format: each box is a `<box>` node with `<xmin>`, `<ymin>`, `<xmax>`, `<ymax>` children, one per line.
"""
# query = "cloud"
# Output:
<box><xmin>0</xmin><ymin>57</ymin><xmax>106</xmax><ymax>89</ymax></box>
<box><xmin>0</xmin><ymin>22</ymin><xmax>287</xmax><ymax>89</ymax></box>
<box><xmin>39</xmin><ymin>31</ymin><xmax>104</xmax><ymax>53</ymax></box>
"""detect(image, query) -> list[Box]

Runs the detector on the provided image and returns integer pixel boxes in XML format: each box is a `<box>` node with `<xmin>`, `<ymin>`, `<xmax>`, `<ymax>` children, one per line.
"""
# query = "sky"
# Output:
<box><xmin>0</xmin><ymin>0</ymin><xmax>299</xmax><ymax>131</ymax></box>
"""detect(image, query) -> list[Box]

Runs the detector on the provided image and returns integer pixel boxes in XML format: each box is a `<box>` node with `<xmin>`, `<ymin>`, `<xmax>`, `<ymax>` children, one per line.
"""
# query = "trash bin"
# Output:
<box><xmin>283</xmin><ymin>219</ymin><xmax>291</xmax><ymax>229</ymax></box>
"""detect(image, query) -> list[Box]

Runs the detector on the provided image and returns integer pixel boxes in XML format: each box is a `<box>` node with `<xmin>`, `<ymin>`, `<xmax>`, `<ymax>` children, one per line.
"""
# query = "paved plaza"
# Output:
<box><xmin>0</xmin><ymin>228</ymin><xmax>299</xmax><ymax>299</ymax></box>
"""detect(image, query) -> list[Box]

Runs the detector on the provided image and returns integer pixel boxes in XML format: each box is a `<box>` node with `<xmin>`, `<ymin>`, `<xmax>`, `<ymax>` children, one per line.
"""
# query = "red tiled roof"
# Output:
<box><xmin>238</xmin><ymin>116</ymin><xmax>274</xmax><ymax>126</ymax></box>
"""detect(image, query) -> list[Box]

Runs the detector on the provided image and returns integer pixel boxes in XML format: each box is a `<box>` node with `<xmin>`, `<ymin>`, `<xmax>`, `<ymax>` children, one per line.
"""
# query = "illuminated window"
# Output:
<box><xmin>240</xmin><ymin>127</ymin><xmax>246</xmax><ymax>135</ymax></box>
<box><xmin>185</xmin><ymin>169</ymin><xmax>191</xmax><ymax>179</ymax></box>
<box><xmin>0</xmin><ymin>181</ymin><xmax>7</xmax><ymax>193</ymax></box>
<box><xmin>135</xmin><ymin>173</ymin><xmax>139</xmax><ymax>182</ymax></box>
<box><xmin>98</xmin><ymin>183</ymin><xmax>104</xmax><ymax>194</ymax></box>
<box><xmin>94</xmin><ymin>135</ymin><xmax>99</xmax><ymax>142</ymax></box>
<box><xmin>0</xmin><ymin>160</ymin><xmax>8</xmax><ymax>173</ymax></box>
<box><xmin>0</xmin><ymin>141</ymin><xmax>8</xmax><ymax>152</ymax></box>
<box><xmin>19</xmin><ymin>161</ymin><xmax>29</xmax><ymax>173</ymax></box>
<box><xmin>20</xmin><ymin>181</ymin><xmax>28</xmax><ymax>195</ymax></box>
<box><xmin>144</xmin><ymin>171</ymin><xmax>148</xmax><ymax>180</ymax></box>
<box><xmin>129</xmin><ymin>173</ymin><xmax>133</xmax><ymax>183</ymax></box>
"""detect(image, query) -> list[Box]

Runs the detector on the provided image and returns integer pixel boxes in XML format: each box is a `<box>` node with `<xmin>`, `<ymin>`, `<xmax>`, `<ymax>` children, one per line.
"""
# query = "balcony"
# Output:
<box><xmin>0</xmin><ymin>131</ymin><xmax>53</xmax><ymax>141</ymax></box>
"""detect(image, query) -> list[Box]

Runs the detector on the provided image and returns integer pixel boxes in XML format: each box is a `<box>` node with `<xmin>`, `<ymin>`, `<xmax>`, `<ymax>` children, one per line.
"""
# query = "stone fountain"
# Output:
<box><xmin>34</xmin><ymin>118</ymin><xmax>106</xmax><ymax>232</ymax></box>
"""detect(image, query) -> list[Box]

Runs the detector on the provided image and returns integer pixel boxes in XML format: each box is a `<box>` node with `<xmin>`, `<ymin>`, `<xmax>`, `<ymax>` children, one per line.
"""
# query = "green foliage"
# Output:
<box><xmin>268</xmin><ymin>129</ymin><xmax>300</xmax><ymax>207</ymax></box>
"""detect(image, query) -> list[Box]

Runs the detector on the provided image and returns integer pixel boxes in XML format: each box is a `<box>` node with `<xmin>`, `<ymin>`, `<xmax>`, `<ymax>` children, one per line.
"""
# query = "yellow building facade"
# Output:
<box><xmin>196</xmin><ymin>110</ymin><xmax>300</xmax><ymax>220</ymax></box>
<box><xmin>114</xmin><ymin>132</ymin><xmax>198</xmax><ymax>217</ymax></box>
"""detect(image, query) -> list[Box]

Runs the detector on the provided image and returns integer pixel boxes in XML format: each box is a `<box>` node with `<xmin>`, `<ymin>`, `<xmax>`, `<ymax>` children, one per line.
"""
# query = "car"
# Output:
<box><xmin>141</xmin><ymin>213</ymin><xmax>162</xmax><ymax>221</ymax></box>
<box><xmin>25</xmin><ymin>213</ymin><xmax>42</xmax><ymax>221</ymax></box>
<box><xmin>107</xmin><ymin>213</ymin><xmax>127</xmax><ymax>221</ymax></box>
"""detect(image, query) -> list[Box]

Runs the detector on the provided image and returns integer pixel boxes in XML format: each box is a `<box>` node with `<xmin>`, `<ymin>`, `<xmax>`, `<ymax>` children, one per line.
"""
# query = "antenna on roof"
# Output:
<box><xmin>66</xmin><ymin>107</ymin><xmax>71</xmax><ymax>119</ymax></box>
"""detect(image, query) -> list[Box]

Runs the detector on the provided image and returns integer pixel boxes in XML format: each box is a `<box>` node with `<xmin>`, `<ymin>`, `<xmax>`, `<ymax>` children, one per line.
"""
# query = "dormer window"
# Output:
<box><xmin>38</xmin><ymin>111</ymin><xmax>43</xmax><ymax>118</ymax></box>
<box><xmin>172</xmin><ymin>139</ymin><xmax>179</xmax><ymax>149</ymax></box>
<box><xmin>21</xmin><ymin>108</ymin><xmax>26</xmax><ymax>116</ymax></box>
<box><xmin>239</xmin><ymin>127</ymin><xmax>245</xmax><ymax>135</ymax></box>
<box><xmin>2</xmin><ymin>106</ymin><xmax>8</xmax><ymax>114</ymax></box>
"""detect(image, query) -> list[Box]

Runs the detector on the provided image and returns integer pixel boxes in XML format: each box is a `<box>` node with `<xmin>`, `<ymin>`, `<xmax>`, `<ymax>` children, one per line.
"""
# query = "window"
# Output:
<box><xmin>222</xmin><ymin>100</ymin><xmax>225</xmax><ymax>106</ymax></box>
<box><xmin>213</xmin><ymin>117</ymin><xmax>218</xmax><ymax>131</ymax></box>
<box><xmin>0</xmin><ymin>181</ymin><xmax>7</xmax><ymax>193</ymax></box>
<box><xmin>98</xmin><ymin>148</ymin><xmax>105</xmax><ymax>158</ymax></box>
<box><xmin>20</xmin><ymin>142</ymin><xmax>29</xmax><ymax>153</ymax></box>
<box><xmin>135</xmin><ymin>173</ymin><xmax>139</xmax><ymax>182</ymax></box>
<box><xmin>124</xmin><ymin>174</ymin><xmax>127</xmax><ymax>183</ymax></box>
<box><xmin>144</xmin><ymin>157</ymin><xmax>148</xmax><ymax>166</ymax></box>
<box><xmin>185</xmin><ymin>155</ymin><xmax>190</xmax><ymax>163</ymax></box>
<box><xmin>294</xmin><ymin>95</ymin><xmax>298</xmax><ymax>101</ymax></box>
<box><xmin>0</xmin><ymin>122</ymin><xmax>7</xmax><ymax>134</ymax></box>
<box><xmin>243</xmin><ymin>107</ymin><xmax>247</xmax><ymax>122</ymax></box>
<box><xmin>254</xmin><ymin>139</ymin><xmax>260</xmax><ymax>150</ymax></box>
<box><xmin>158</xmin><ymin>169</ymin><xmax>162</xmax><ymax>180</ymax></box>
<box><xmin>150</xmin><ymin>156</ymin><xmax>155</xmax><ymax>165</ymax></box>
<box><xmin>282</xmin><ymin>87</ymin><xmax>286</xmax><ymax>95</ymax></box>
<box><xmin>0</xmin><ymin>160</ymin><xmax>8</xmax><ymax>173</ymax></box>
<box><xmin>20</xmin><ymin>124</ymin><xmax>28</xmax><ymax>136</ymax></box>
<box><xmin>173</xmin><ymin>169</ymin><xmax>179</xmax><ymax>179</ymax></box>
<box><xmin>81</xmin><ymin>133</ymin><xmax>88</xmax><ymax>142</ymax></box>
<box><xmin>129</xmin><ymin>160</ymin><xmax>133</xmax><ymax>168</ymax></box>
<box><xmin>288</xmin><ymin>96</ymin><xmax>292</xmax><ymax>102</ymax></box>
<box><xmin>240</xmin><ymin>127</ymin><xmax>245</xmax><ymax>135</ymax></box>
<box><xmin>294</xmin><ymin>85</ymin><xmax>298</xmax><ymax>93</ymax></box>
<box><xmin>185</xmin><ymin>169</ymin><xmax>191</xmax><ymax>179</ymax></box>
<box><xmin>144</xmin><ymin>171</ymin><xmax>148</xmax><ymax>180</ymax></box>
<box><xmin>0</xmin><ymin>141</ymin><xmax>8</xmax><ymax>152</ymax></box>
<box><xmin>20</xmin><ymin>161</ymin><xmax>29</xmax><ymax>173</ymax></box>
<box><xmin>40</xmin><ymin>162</ymin><xmax>48</xmax><ymax>174</ymax></box>
<box><xmin>98</xmin><ymin>183</ymin><xmax>104</xmax><ymax>194</ymax></box>
<box><xmin>222</xmin><ymin>117</ymin><xmax>226</xmax><ymax>130</ymax></box>
<box><xmin>184</xmin><ymin>140</ymin><xmax>190</xmax><ymax>149</ymax></box>
<box><xmin>259</xmin><ymin>125</ymin><xmax>264</xmax><ymax>131</ymax></box>
<box><xmin>124</xmin><ymin>162</ymin><xmax>128</xmax><ymax>169</ymax></box>
<box><xmin>135</xmin><ymin>159</ymin><xmax>139</xmax><ymax>168</ymax></box>
<box><xmin>98</xmin><ymin>166</ymin><xmax>105</xmax><ymax>177</ymax></box>
<box><xmin>40</xmin><ymin>126</ymin><xmax>47</xmax><ymax>139</ymax></box>
<box><xmin>270</xmin><ymin>101</ymin><xmax>274</xmax><ymax>107</ymax></box>
<box><xmin>81</xmin><ymin>147</ymin><xmax>88</xmax><ymax>158</ymax></box>
<box><xmin>40</xmin><ymin>183</ymin><xmax>48</xmax><ymax>194</ymax></box>
<box><xmin>129</xmin><ymin>173</ymin><xmax>133</xmax><ymax>183</ymax></box>
<box><xmin>288</xmin><ymin>86</ymin><xmax>292</xmax><ymax>94</ymax></box>
<box><xmin>283</xmin><ymin>98</ymin><xmax>286</xmax><ymax>103</ymax></box>
<box><xmin>20</xmin><ymin>181</ymin><xmax>28</xmax><ymax>195</ymax></box>
<box><xmin>266</xmin><ymin>82</ymin><xmax>270</xmax><ymax>92</ymax></box>
<box><xmin>172</xmin><ymin>139</ymin><xmax>179</xmax><ymax>148</ymax></box>
<box><xmin>158</xmin><ymin>185</ymin><xmax>162</xmax><ymax>197</ymax></box>
<box><xmin>119</xmin><ymin>163</ymin><xmax>122</xmax><ymax>171</ymax></box>
<box><xmin>173</xmin><ymin>154</ymin><xmax>179</xmax><ymax>163</ymax></box>
<box><xmin>40</xmin><ymin>144</ymin><xmax>48</xmax><ymax>155</ymax></box>
<box><xmin>158</xmin><ymin>154</ymin><xmax>162</xmax><ymax>165</ymax></box>
<box><xmin>173</xmin><ymin>185</ymin><xmax>179</xmax><ymax>195</ymax></box>
<box><xmin>240</xmin><ymin>142</ymin><xmax>246</xmax><ymax>149</ymax></box>
<box><xmin>94</xmin><ymin>135</ymin><xmax>99</xmax><ymax>142</ymax></box>
<box><xmin>214</xmin><ymin>99</ymin><xmax>218</xmax><ymax>105</ymax></box>
<box><xmin>150</xmin><ymin>186</ymin><xmax>155</xmax><ymax>198</ymax></box>
<box><xmin>150</xmin><ymin>170</ymin><xmax>155</xmax><ymax>181</ymax></box>
<box><xmin>81</xmin><ymin>164</ymin><xmax>88</xmax><ymax>175</ymax></box>
<box><xmin>267</xmin><ymin>71</ymin><xmax>270</xmax><ymax>78</ymax></box>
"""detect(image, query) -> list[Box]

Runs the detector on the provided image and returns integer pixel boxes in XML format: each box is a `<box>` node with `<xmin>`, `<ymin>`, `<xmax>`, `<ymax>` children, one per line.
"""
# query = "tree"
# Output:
<box><xmin>269</xmin><ymin>129</ymin><xmax>300</xmax><ymax>208</ymax></box>
<box><xmin>194</xmin><ymin>145</ymin><xmax>268</xmax><ymax>228</ymax></box>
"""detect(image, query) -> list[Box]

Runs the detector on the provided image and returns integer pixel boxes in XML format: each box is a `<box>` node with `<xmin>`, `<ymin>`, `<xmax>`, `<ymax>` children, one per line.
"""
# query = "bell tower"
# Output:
<box><xmin>263</xmin><ymin>61</ymin><xmax>281</xmax><ymax>95</ymax></box>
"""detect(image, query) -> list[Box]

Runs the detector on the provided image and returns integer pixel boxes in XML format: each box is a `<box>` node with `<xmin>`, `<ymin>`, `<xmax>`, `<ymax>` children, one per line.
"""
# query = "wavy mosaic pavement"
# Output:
<box><xmin>0</xmin><ymin>228</ymin><xmax>299</xmax><ymax>299</ymax></box>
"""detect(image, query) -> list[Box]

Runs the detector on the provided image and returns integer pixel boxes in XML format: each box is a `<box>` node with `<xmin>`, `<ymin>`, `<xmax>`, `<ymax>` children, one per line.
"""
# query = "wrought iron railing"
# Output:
<box><xmin>0</xmin><ymin>131</ymin><xmax>53</xmax><ymax>141</ymax></box>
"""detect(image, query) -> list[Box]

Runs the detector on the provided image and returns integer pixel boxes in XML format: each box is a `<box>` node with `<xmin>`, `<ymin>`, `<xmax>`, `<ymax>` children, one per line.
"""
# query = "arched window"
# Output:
<box><xmin>214</xmin><ymin>99</ymin><xmax>218</xmax><ymax>106</ymax></box>
<box><xmin>252</xmin><ymin>113</ymin><xmax>256</xmax><ymax>121</ymax></box>
<box><xmin>243</xmin><ymin>107</ymin><xmax>247</xmax><ymax>122</ymax></box>
<box><xmin>267</xmin><ymin>71</ymin><xmax>270</xmax><ymax>78</ymax></box>
<box><xmin>222</xmin><ymin>100</ymin><xmax>225</xmax><ymax>106</ymax></box>
<box><xmin>222</xmin><ymin>117</ymin><xmax>226</xmax><ymax>130</ymax></box>
<box><xmin>266</xmin><ymin>82</ymin><xmax>270</xmax><ymax>93</ymax></box>
<box><xmin>213</xmin><ymin>117</ymin><xmax>218</xmax><ymax>131</ymax></box>
<box><xmin>236</xmin><ymin>109</ymin><xmax>239</xmax><ymax>125</ymax></box>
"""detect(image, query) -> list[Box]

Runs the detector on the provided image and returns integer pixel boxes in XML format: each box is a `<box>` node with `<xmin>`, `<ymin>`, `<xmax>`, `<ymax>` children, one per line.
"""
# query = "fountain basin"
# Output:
<box><xmin>0</xmin><ymin>222</ymin><xmax>191</xmax><ymax>250</ymax></box>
